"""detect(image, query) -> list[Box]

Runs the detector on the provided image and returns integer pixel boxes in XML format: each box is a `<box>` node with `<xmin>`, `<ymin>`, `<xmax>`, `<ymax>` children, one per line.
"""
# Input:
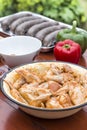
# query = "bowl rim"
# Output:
<box><xmin>0</xmin><ymin>35</ymin><xmax>42</xmax><ymax>56</ymax></box>
<box><xmin>1</xmin><ymin>60</ymin><xmax>87</xmax><ymax>112</ymax></box>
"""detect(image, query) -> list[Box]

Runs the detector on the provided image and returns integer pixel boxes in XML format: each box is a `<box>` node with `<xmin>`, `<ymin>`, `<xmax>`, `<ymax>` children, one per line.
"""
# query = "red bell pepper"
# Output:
<box><xmin>54</xmin><ymin>39</ymin><xmax>81</xmax><ymax>64</ymax></box>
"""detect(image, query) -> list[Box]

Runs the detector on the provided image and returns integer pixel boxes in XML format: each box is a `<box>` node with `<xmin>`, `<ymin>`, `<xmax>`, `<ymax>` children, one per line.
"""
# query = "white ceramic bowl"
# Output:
<box><xmin>0</xmin><ymin>36</ymin><xmax>42</xmax><ymax>67</ymax></box>
<box><xmin>1</xmin><ymin>61</ymin><xmax>87</xmax><ymax>119</ymax></box>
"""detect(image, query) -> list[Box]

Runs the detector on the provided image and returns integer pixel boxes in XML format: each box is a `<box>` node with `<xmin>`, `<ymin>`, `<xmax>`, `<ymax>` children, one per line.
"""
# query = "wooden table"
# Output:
<box><xmin>0</xmin><ymin>50</ymin><xmax>87</xmax><ymax>130</ymax></box>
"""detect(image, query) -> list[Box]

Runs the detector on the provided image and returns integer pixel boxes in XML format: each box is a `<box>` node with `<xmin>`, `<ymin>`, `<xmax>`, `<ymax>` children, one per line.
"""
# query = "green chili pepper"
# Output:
<box><xmin>56</xmin><ymin>21</ymin><xmax>87</xmax><ymax>53</ymax></box>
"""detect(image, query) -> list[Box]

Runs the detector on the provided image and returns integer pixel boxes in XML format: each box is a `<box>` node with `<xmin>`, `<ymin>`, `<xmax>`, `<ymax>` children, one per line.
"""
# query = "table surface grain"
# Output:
<box><xmin>0</xmin><ymin>50</ymin><xmax>87</xmax><ymax>130</ymax></box>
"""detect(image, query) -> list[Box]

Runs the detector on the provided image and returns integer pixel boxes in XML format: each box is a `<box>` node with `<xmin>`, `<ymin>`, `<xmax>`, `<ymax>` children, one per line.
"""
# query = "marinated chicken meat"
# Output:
<box><xmin>4</xmin><ymin>62</ymin><xmax>87</xmax><ymax>109</ymax></box>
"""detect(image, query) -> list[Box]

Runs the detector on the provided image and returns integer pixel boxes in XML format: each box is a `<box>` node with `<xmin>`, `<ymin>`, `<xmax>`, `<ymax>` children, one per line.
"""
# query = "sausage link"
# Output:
<box><xmin>10</xmin><ymin>16</ymin><xmax>40</xmax><ymax>33</ymax></box>
<box><xmin>43</xmin><ymin>26</ymin><xmax>67</xmax><ymax>46</ymax></box>
<box><xmin>1</xmin><ymin>12</ymin><xmax>32</xmax><ymax>31</ymax></box>
<box><xmin>27</xmin><ymin>21</ymin><xmax>59</xmax><ymax>36</ymax></box>
<box><xmin>15</xmin><ymin>18</ymin><xmax>47</xmax><ymax>35</ymax></box>
<box><xmin>35</xmin><ymin>25</ymin><xmax>64</xmax><ymax>45</ymax></box>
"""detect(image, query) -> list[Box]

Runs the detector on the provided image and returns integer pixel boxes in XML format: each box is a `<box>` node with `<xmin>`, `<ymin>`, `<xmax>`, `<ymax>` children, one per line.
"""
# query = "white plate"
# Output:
<box><xmin>0</xmin><ymin>11</ymin><xmax>84</xmax><ymax>52</ymax></box>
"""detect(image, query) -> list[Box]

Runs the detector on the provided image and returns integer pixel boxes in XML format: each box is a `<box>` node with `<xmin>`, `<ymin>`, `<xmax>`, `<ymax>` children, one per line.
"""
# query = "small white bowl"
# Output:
<box><xmin>0</xmin><ymin>36</ymin><xmax>42</xmax><ymax>67</ymax></box>
<box><xmin>1</xmin><ymin>61</ymin><xmax>87</xmax><ymax>119</ymax></box>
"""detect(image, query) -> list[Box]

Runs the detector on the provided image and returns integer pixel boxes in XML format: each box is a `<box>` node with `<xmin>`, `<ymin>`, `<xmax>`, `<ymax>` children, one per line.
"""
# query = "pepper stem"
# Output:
<box><xmin>71</xmin><ymin>20</ymin><xmax>77</xmax><ymax>33</ymax></box>
<box><xmin>63</xmin><ymin>44</ymin><xmax>71</xmax><ymax>50</ymax></box>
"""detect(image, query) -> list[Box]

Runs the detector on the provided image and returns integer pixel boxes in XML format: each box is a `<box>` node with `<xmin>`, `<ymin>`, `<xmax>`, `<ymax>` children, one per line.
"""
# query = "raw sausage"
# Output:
<box><xmin>35</xmin><ymin>25</ymin><xmax>65</xmax><ymax>44</ymax></box>
<box><xmin>43</xmin><ymin>27</ymin><xmax>67</xmax><ymax>47</ymax></box>
<box><xmin>15</xmin><ymin>18</ymin><xmax>47</xmax><ymax>35</ymax></box>
<box><xmin>27</xmin><ymin>21</ymin><xmax>59</xmax><ymax>36</ymax></box>
<box><xmin>10</xmin><ymin>16</ymin><xmax>40</xmax><ymax>33</ymax></box>
<box><xmin>1</xmin><ymin>12</ymin><xmax>32</xmax><ymax>31</ymax></box>
<box><xmin>43</xmin><ymin>30</ymin><xmax>60</xmax><ymax>47</ymax></box>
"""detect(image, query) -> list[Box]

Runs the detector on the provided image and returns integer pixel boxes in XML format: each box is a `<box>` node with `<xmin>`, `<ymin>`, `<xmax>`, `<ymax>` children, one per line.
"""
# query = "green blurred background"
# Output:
<box><xmin>0</xmin><ymin>0</ymin><xmax>87</xmax><ymax>30</ymax></box>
